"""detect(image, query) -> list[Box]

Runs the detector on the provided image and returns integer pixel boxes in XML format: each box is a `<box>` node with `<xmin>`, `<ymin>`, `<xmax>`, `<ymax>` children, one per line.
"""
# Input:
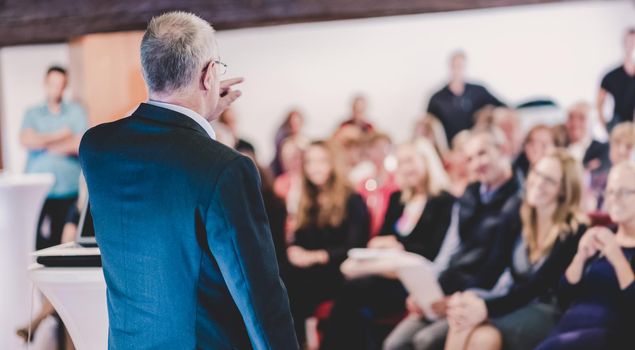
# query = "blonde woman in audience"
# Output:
<box><xmin>535</xmin><ymin>161</ymin><xmax>635</xmax><ymax>350</ymax></box>
<box><xmin>357</xmin><ymin>132</ymin><xmax>399</xmax><ymax>237</ymax></box>
<box><xmin>320</xmin><ymin>138</ymin><xmax>455</xmax><ymax>350</ymax></box>
<box><xmin>284</xmin><ymin>140</ymin><xmax>370</xmax><ymax>345</ymax></box>
<box><xmin>381</xmin><ymin>127</ymin><xmax>524</xmax><ymax>350</ymax></box>
<box><xmin>273</xmin><ymin>137</ymin><xmax>305</xmax><ymax>237</ymax></box>
<box><xmin>444</xmin><ymin>149</ymin><xmax>587</xmax><ymax>350</ymax></box>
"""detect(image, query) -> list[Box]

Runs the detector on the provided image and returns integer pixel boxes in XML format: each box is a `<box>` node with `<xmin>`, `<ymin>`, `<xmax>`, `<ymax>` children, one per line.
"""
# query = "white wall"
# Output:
<box><xmin>0</xmin><ymin>44</ymin><xmax>69</xmax><ymax>173</ymax></box>
<box><xmin>1</xmin><ymin>0</ymin><xmax>634</xmax><ymax>170</ymax></box>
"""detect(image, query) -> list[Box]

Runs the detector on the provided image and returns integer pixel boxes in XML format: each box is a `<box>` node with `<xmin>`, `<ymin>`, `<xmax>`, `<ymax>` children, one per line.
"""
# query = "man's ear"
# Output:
<box><xmin>201</xmin><ymin>62</ymin><xmax>214</xmax><ymax>91</ymax></box>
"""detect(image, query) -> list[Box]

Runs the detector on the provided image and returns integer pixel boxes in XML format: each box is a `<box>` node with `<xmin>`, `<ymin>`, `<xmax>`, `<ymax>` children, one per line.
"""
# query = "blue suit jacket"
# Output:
<box><xmin>79</xmin><ymin>103</ymin><xmax>298</xmax><ymax>349</ymax></box>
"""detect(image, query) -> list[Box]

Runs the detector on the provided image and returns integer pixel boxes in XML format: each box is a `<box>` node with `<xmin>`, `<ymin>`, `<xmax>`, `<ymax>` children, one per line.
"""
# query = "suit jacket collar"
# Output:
<box><xmin>131</xmin><ymin>103</ymin><xmax>211</xmax><ymax>139</ymax></box>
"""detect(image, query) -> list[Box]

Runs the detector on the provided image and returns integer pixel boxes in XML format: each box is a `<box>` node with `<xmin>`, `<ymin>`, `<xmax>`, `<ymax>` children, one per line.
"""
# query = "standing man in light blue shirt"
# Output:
<box><xmin>20</xmin><ymin>66</ymin><xmax>87</xmax><ymax>250</ymax></box>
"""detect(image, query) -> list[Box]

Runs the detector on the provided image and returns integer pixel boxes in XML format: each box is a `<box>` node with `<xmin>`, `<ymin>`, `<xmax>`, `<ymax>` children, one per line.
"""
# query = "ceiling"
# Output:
<box><xmin>0</xmin><ymin>0</ymin><xmax>584</xmax><ymax>46</ymax></box>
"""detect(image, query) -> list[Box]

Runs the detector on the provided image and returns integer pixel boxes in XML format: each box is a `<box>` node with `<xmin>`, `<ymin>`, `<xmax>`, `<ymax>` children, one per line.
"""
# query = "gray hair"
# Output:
<box><xmin>470</xmin><ymin>125</ymin><xmax>507</xmax><ymax>150</ymax></box>
<box><xmin>141</xmin><ymin>12</ymin><xmax>216</xmax><ymax>94</ymax></box>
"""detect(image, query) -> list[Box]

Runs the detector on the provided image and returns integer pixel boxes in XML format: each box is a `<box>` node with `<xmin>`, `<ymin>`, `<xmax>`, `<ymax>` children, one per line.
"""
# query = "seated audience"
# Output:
<box><xmin>493</xmin><ymin>107</ymin><xmax>522</xmax><ymax>158</ymax></box>
<box><xmin>443</xmin><ymin>149</ymin><xmax>587</xmax><ymax>350</ymax></box>
<box><xmin>565</xmin><ymin>102</ymin><xmax>609</xmax><ymax>171</ymax></box>
<box><xmin>535</xmin><ymin>161</ymin><xmax>635</xmax><ymax>350</ymax></box>
<box><xmin>445</xmin><ymin>130</ymin><xmax>472</xmax><ymax>197</ymax></box>
<box><xmin>340</xmin><ymin>95</ymin><xmax>375</xmax><ymax>133</ymax></box>
<box><xmin>357</xmin><ymin>132</ymin><xmax>399</xmax><ymax>237</ymax></box>
<box><xmin>273</xmin><ymin>138</ymin><xmax>305</xmax><ymax>237</ymax></box>
<box><xmin>271</xmin><ymin>109</ymin><xmax>309</xmax><ymax>176</ymax></box>
<box><xmin>284</xmin><ymin>140</ymin><xmax>370</xmax><ymax>345</ymax></box>
<box><xmin>586</xmin><ymin>122</ymin><xmax>635</xmax><ymax>211</ymax></box>
<box><xmin>383</xmin><ymin>127</ymin><xmax>523</xmax><ymax>350</ymax></box>
<box><xmin>320</xmin><ymin>139</ymin><xmax>455</xmax><ymax>350</ymax></box>
<box><xmin>413</xmin><ymin>115</ymin><xmax>450</xmax><ymax>159</ymax></box>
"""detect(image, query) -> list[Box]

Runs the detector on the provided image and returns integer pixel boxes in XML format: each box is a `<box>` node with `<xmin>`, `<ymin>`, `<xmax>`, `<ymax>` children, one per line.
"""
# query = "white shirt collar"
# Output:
<box><xmin>146</xmin><ymin>100</ymin><xmax>216</xmax><ymax>140</ymax></box>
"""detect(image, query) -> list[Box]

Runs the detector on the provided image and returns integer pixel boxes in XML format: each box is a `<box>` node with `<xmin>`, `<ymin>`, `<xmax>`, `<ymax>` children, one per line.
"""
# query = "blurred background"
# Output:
<box><xmin>1</xmin><ymin>0</ymin><xmax>633</xmax><ymax>170</ymax></box>
<box><xmin>1</xmin><ymin>1</ymin><xmax>634</xmax><ymax>349</ymax></box>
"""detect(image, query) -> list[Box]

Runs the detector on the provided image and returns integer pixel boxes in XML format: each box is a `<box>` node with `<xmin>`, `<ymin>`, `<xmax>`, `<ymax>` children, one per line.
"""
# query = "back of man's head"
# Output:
<box><xmin>141</xmin><ymin>12</ymin><xmax>216</xmax><ymax>95</ymax></box>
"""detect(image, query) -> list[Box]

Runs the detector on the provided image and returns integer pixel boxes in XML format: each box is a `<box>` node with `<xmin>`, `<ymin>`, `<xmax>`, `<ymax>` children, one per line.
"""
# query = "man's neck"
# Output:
<box><xmin>47</xmin><ymin>99</ymin><xmax>62</xmax><ymax>115</ymax></box>
<box><xmin>150</xmin><ymin>92</ymin><xmax>207</xmax><ymax>121</ymax></box>
<box><xmin>484</xmin><ymin>166</ymin><xmax>512</xmax><ymax>193</ymax></box>
<box><xmin>448</xmin><ymin>80</ymin><xmax>465</xmax><ymax>95</ymax></box>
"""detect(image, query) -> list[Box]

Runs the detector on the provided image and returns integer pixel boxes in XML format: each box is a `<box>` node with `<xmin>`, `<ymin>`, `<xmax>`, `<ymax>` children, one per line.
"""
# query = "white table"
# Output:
<box><xmin>0</xmin><ymin>173</ymin><xmax>53</xmax><ymax>348</ymax></box>
<box><xmin>29</xmin><ymin>265</ymin><xmax>108</xmax><ymax>350</ymax></box>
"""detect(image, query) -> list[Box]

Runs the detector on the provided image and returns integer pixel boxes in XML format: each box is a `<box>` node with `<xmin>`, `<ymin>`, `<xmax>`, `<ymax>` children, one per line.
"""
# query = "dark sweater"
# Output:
<box><xmin>547</xmin><ymin>246</ymin><xmax>635</xmax><ymax>349</ymax></box>
<box><xmin>438</xmin><ymin>173</ymin><xmax>523</xmax><ymax>294</ymax></box>
<box><xmin>378</xmin><ymin>191</ymin><xmax>455</xmax><ymax>261</ymax></box>
<box><xmin>294</xmin><ymin>193</ymin><xmax>370</xmax><ymax>269</ymax></box>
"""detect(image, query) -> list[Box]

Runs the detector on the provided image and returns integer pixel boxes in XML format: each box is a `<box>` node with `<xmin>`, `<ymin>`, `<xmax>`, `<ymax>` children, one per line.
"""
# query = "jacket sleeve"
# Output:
<box><xmin>204</xmin><ymin>156</ymin><xmax>298</xmax><ymax>350</ymax></box>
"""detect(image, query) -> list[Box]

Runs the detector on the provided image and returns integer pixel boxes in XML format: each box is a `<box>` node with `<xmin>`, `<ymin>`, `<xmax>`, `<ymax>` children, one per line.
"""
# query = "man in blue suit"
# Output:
<box><xmin>79</xmin><ymin>12</ymin><xmax>298</xmax><ymax>349</ymax></box>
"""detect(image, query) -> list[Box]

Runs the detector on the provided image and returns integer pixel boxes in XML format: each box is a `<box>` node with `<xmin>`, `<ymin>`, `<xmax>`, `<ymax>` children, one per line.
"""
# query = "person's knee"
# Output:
<box><xmin>383</xmin><ymin>332</ymin><xmax>410</xmax><ymax>350</ymax></box>
<box><xmin>412</xmin><ymin>329</ymin><xmax>445</xmax><ymax>350</ymax></box>
<box><xmin>465</xmin><ymin>326</ymin><xmax>502</xmax><ymax>350</ymax></box>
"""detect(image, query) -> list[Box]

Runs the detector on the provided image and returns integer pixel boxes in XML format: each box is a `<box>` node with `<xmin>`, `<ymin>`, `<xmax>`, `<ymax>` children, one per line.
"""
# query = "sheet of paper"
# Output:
<box><xmin>395</xmin><ymin>252</ymin><xmax>445</xmax><ymax>320</ymax></box>
<box><xmin>347</xmin><ymin>248</ymin><xmax>402</xmax><ymax>260</ymax></box>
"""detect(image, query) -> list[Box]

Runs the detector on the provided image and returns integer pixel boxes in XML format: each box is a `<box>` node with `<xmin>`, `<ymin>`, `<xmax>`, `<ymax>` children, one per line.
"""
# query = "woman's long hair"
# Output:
<box><xmin>296</xmin><ymin>140</ymin><xmax>352</xmax><ymax>229</ymax></box>
<box><xmin>521</xmin><ymin>148</ymin><xmax>587</xmax><ymax>262</ymax></box>
<box><xmin>398</xmin><ymin>138</ymin><xmax>450</xmax><ymax>203</ymax></box>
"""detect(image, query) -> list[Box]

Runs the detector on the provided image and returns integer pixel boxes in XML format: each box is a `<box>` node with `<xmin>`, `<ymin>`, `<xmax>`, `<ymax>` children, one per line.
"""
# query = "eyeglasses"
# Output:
<box><xmin>203</xmin><ymin>59</ymin><xmax>228</xmax><ymax>76</ymax></box>
<box><xmin>603</xmin><ymin>188</ymin><xmax>635</xmax><ymax>200</ymax></box>
<box><xmin>530</xmin><ymin>169</ymin><xmax>559</xmax><ymax>187</ymax></box>
<box><xmin>213</xmin><ymin>59</ymin><xmax>227</xmax><ymax>75</ymax></box>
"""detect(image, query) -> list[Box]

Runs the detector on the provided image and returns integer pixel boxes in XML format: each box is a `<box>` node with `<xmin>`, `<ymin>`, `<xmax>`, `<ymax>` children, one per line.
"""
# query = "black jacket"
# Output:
<box><xmin>379</xmin><ymin>191</ymin><xmax>455</xmax><ymax>261</ymax></box>
<box><xmin>438</xmin><ymin>173</ymin><xmax>523</xmax><ymax>294</ymax></box>
<box><xmin>293</xmin><ymin>193</ymin><xmax>370</xmax><ymax>269</ymax></box>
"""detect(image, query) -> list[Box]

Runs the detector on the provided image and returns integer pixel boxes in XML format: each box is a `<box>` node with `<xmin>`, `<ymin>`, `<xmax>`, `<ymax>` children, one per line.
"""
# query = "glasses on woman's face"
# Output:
<box><xmin>603</xmin><ymin>188</ymin><xmax>635</xmax><ymax>201</ymax></box>
<box><xmin>530</xmin><ymin>169</ymin><xmax>560</xmax><ymax>188</ymax></box>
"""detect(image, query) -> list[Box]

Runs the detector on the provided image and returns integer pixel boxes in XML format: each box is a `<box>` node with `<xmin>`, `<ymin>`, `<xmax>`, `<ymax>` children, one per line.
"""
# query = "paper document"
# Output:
<box><xmin>395</xmin><ymin>252</ymin><xmax>445</xmax><ymax>320</ymax></box>
<box><xmin>347</xmin><ymin>248</ymin><xmax>402</xmax><ymax>260</ymax></box>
